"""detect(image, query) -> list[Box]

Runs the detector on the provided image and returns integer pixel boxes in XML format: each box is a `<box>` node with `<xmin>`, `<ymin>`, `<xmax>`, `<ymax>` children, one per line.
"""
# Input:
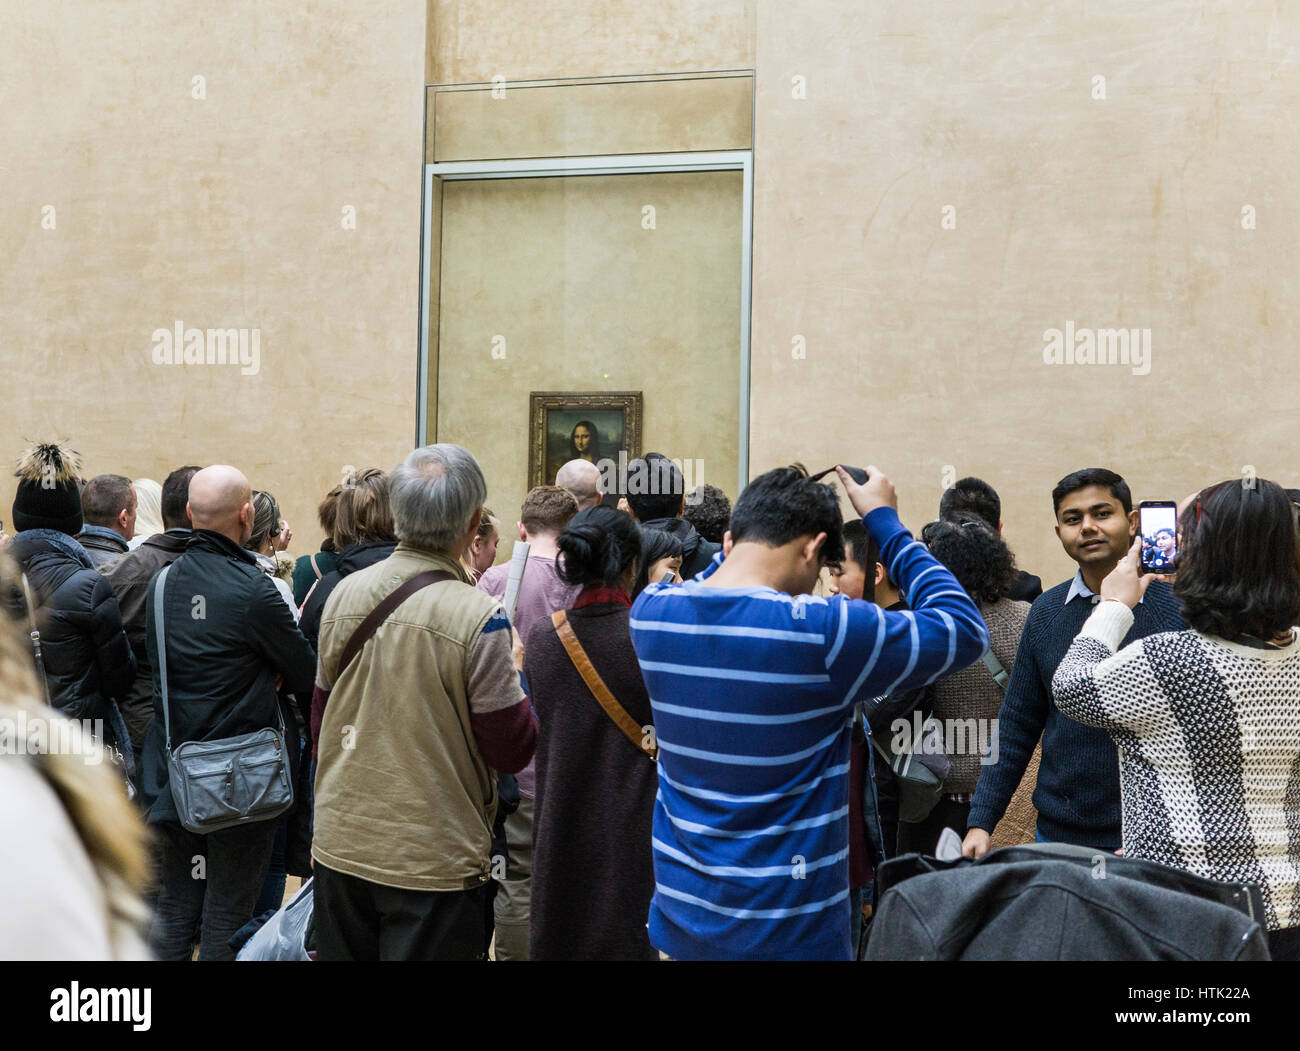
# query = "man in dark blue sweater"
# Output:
<box><xmin>963</xmin><ymin>468</ymin><xmax>1184</xmax><ymax>855</ymax></box>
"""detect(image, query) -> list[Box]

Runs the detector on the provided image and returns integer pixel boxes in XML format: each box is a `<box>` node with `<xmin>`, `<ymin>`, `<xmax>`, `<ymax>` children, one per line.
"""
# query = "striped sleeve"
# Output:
<box><xmin>829</xmin><ymin>507</ymin><xmax>989</xmax><ymax>700</ymax></box>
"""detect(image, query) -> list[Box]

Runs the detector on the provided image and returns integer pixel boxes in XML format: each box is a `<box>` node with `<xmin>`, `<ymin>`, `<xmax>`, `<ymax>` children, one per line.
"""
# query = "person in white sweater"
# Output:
<box><xmin>1052</xmin><ymin>478</ymin><xmax>1300</xmax><ymax>960</ymax></box>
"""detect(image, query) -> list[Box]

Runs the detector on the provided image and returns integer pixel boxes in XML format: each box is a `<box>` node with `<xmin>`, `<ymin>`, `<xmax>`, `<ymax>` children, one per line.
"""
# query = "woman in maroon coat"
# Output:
<box><xmin>525</xmin><ymin>506</ymin><xmax>659</xmax><ymax>960</ymax></box>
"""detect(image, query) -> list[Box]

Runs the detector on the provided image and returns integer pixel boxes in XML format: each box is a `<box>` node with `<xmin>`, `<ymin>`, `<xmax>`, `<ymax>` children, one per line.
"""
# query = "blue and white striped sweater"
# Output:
<box><xmin>629</xmin><ymin>506</ymin><xmax>988</xmax><ymax>960</ymax></box>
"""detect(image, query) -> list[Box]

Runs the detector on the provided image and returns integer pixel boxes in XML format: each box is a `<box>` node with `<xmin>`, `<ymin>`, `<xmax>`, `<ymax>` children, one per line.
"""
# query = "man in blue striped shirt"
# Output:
<box><xmin>629</xmin><ymin>464</ymin><xmax>989</xmax><ymax>960</ymax></box>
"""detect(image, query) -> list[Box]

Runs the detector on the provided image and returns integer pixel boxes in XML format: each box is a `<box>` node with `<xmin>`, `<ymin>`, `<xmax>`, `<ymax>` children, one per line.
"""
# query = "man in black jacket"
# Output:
<box><xmin>139</xmin><ymin>464</ymin><xmax>317</xmax><ymax>961</ymax></box>
<box><xmin>619</xmin><ymin>453</ymin><xmax>721</xmax><ymax>580</ymax></box>
<box><xmin>7</xmin><ymin>443</ymin><xmax>136</xmax><ymax>753</ymax></box>
<box><xmin>101</xmin><ymin>465</ymin><xmax>200</xmax><ymax>764</ymax></box>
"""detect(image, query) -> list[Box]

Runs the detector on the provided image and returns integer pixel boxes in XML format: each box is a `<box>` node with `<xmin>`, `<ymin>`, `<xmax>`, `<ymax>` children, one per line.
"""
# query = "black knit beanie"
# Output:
<box><xmin>12</xmin><ymin>442</ymin><xmax>84</xmax><ymax>535</ymax></box>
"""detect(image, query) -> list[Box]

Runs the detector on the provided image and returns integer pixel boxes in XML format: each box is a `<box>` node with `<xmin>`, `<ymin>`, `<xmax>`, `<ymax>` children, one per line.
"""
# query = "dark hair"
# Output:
<box><xmin>839</xmin><ymin>519</ymin><xmax>878</xmax><ymax>575</ymax></box>
<box><xmin>1052</xmin><ymin>467</ymin><xmax>1132</xmax><ymax>517</ymax></box>
<box><xmin>625</xmin><ymin>452</ymin><xmax>685</xmax><ymax>523</ymax></box>
<box><xmin>634</xmin><ymin>527</ymin><xmax>685</xmax><ymax>596</ymax></box>
<box><xmin>81</xmin><ymin>474</ymin><xmax>135</xmax><ymax>526</ymax></box>
<box><xmin>1154</xmin><ymin>527</ymin><xmax>1175</xmax><ymax>540</ymax></box>
<box><xmin>557</xmin><ymin>506</ymin><xmax>642</xmax><ymax>589</ymax></box>
<box><xmin>520</xmin><ymin>485</ymin><xmax>580</xmax><ymax>537</ymax></box>
<box><xmin>1175</xmin><ymin>479</ymin><xmax>1300</xmax><ymax>641</ymax></box>
<box><xmin>161</xmin><ymin>465</ymin><xmax>201</xmax><ymax>530</ymax></box>
<box><xmin>940</xmin><ymin>477</ymin><xmax>1000</xmax><ymax>531</ymax></box>
<box><xmin>835</xmin><ymin>519</ymin><xmax>878</xmax><ymax>603</ymax></box>
<box><xmin>568</xmin><ymin>420</ymin><xmax>601</xmax><ymax>460</ymax></box>
<box><xmin>682</xmin><ymin>484</ymin><xmax>731</xmax><ymax>544</ymax></box>
<box><xmin>729</xmin><ymin>464</ymin><xmax>845</xmax><ymax>566</ymax></box>
<box><xmin>334</xmin><ymin>468</ymin><xmax>395</xmax><ymax>548</ymax></box>
<box><xmin>922</xmin><ymin>514</ymin><xmax>1017</xmax><ymax>605</ymax></box>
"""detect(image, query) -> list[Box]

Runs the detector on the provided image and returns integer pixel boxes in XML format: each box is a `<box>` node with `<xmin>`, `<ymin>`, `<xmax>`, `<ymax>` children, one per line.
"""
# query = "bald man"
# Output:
<box><xmin>139</xmin><ymin>463</ymin><xmax>317</xmax><ymax>961</ymax></box>
<box><xmin>186</xmin><ymin>464</ymin><xmax>255</xmax><ymax>542</ymax></box>
<box><xmin>555</xmin><ymin>458</ymin><xmax>602</xmax><ymax>511</ymax></box>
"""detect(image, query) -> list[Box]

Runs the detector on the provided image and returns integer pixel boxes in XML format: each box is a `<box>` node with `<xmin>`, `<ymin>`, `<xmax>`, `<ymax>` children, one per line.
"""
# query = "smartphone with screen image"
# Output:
<box><xmin>1138</xmin><ymin>501</ymin><xmax>1178</xmax><ymax>575</ymax></box>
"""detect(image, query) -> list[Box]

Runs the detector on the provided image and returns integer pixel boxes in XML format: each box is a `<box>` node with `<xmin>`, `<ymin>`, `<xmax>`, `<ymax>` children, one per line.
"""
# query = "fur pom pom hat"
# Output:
<box><xmin>13</xmin><ymin>441</ymin><xmax>84</xmax><ymax>535</ymax></box>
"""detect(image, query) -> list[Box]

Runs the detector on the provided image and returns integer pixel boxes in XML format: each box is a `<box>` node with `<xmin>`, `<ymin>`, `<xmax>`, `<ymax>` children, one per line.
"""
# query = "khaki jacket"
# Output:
<box><xmin>312</xmin><ymin>545</ymin><xmax>509</xmax><ymax>891</ymax></box>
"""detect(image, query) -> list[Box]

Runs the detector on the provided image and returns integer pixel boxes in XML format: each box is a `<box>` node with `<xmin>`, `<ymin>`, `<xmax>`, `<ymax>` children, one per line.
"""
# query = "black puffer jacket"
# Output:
<box><xmin>8</xmin><ymin>530</ymin><xmax>136</xmax><ymax>721</ymax></box>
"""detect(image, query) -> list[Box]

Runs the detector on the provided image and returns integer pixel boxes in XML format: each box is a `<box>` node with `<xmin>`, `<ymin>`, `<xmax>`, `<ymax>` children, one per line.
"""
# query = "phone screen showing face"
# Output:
<box><xmin>1139</xmin><ymin>502</ymin><xmax>1178</xmax><ymax>574</ymax></box>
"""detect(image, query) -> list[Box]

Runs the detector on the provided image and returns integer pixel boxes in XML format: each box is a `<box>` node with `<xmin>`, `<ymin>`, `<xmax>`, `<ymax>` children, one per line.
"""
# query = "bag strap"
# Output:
<box><xmin>153</xmin><ymin>563</ymin><xmax>288</xmax><ymax>755</ymax></box>
<box><xmin>981</xmin><ymin>648</ymin><xmax>1010</xmax><ymax>692</ymax></box>
<box><xmin>336</xmin><ymin>570</ymin><xmax>457</xmax><ymax>678</ymax></box>
<box><xmin>19</xmin><ymin>573</ymin><xmax>52</xmax><ymax>705</ymax></box>
<box><xmin>152</xmin><ymin>564</ymin><xmax>174</xmax><ymax>751</ymax></box>
<box><xmin>310</xmin><ymin>552</ymin><xmax>323</xmax><ymax>581</ymax></box>
<box><xmin>552</xmin><ymin>609</ymin><xmax>657</xmax><ymax>762</ymax></box>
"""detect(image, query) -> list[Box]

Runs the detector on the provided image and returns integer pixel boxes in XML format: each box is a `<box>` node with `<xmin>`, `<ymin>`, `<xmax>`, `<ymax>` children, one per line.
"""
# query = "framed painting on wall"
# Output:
<box><xmin>528</xmin><ymin>391</ymin><xmax>643</xmax><ymax>491</ymax></box>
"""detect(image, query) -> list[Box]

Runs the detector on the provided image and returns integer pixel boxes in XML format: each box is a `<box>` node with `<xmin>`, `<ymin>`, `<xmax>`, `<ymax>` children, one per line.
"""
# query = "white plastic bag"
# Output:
<box><xmin>237</xmin><ymin>877</ymin><xmax>313</xmax><ymax>961</ymax></box>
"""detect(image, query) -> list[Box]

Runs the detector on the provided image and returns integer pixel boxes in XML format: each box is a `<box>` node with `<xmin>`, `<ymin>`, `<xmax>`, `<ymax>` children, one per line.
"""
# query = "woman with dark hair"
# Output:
<box><xmin>1054</xmin><ymin>478</ymin><xmax>1300</xmax><ymax>960</ymax></box>
<box><xmin>896</xmin><ymin>514</ymin><xmax>1031</xmax><ymax>854</ymax></box>
<box><xmin>633</xmin><ymin>526</ymin><xmax>684</xmax><ymax>595</ymax></box>
<box><xmin>523</xmin><ymin>506</ymin><xmax>658</xmax><ymax>960</ymax></box>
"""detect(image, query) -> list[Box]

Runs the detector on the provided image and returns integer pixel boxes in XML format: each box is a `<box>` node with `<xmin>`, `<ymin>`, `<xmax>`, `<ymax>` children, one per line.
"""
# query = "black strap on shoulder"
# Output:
<box><xmin>336</xmin><ymin>570</ymin><xmax>458</xmax><ymax>677</ymax></box>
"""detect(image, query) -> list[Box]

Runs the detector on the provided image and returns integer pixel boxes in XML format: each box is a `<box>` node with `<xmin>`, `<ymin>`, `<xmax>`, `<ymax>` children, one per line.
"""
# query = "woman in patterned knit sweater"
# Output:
<box><xmin>896</xmin><ymin>516</ymin><xmax>1031</xmax><ymax>855</ymax></box>
<box><xmin>1053</xmin><ymin>479</ymin><xmax>1300</xmax><ymax>961</ymax></box>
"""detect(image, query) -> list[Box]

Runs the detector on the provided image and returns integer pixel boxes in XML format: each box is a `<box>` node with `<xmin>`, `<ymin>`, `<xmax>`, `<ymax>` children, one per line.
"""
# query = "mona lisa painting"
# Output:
<box><xmin>529</xmin><ymin>391</ymin><xmax>643</xmax><ymax>489</ymax></box>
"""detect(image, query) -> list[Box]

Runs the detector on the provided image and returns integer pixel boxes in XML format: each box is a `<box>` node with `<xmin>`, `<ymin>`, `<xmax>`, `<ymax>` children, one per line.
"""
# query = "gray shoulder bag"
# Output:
<box><xmin>153</xmin><ymin>564</ymin><xmax>294</xmax><ymax>834</ymax></box>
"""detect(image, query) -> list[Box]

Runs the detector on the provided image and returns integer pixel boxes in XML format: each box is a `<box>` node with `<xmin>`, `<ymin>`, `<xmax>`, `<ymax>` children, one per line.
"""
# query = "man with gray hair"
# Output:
<box><xmin>312</xmin><ymin>443</ymin><xmax>538</xmax><ymax>960</ymax></box>
<box><xmin>554</xmin><ymin>458</ymin><xmax>602</xmax><ymax>511</ymax></box>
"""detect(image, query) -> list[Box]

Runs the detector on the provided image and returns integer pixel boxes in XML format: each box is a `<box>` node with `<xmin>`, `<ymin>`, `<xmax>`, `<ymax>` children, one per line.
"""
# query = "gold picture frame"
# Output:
<box><xmin>528</xmin><ymin>391</ymin><xmax>644</xmax><ymax>490</ymax></box>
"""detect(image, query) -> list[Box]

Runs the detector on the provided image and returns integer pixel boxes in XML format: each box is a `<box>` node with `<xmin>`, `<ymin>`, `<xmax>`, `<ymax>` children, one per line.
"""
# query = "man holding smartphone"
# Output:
<box><xmin>963</xmin><ymin>468</ymin><xmax>1185</xmax><ymax>857</ymax></box>
<box><xmin>631</xmin><ymin>464</ymin><xmax>989</xmax><ymax>960</ymax></box>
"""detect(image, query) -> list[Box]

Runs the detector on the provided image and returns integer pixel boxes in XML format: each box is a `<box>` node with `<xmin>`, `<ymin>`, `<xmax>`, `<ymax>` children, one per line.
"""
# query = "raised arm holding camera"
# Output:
<box><xmin>629</xmin><ymin>462</ymin><xmax>989</xmax><ymax>960</ymax></box>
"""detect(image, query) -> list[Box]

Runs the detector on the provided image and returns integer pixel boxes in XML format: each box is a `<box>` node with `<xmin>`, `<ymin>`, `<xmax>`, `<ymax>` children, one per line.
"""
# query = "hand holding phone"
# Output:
<box><xmin>1138</xmin><ymin>501</ymin><xmax>1178</xmax><ymax>575</ymax></box>
<box><xmin>835</xmin><ymin>465</ymin><xmax>897</xmax><ymax>518</ymax></box>
<box><xmin>1099</xmin><ymin>537</ymin><xmax>1156</xmax><ymax>608</ymax></box>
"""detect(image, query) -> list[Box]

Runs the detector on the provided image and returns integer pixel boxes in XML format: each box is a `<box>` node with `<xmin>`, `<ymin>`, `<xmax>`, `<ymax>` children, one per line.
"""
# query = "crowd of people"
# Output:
<box><xmin>3</xmin><ymin>439</ymin><xmax>1300</xmax><ymax>961</ymax></box>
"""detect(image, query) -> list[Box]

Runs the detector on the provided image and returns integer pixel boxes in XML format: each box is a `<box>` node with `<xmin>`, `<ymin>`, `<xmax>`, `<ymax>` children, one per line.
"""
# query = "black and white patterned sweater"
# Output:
<box><xmin>1053</xmin><ymin>599</ymin><xmax>1300</xmax><ymax>932</ymax></box>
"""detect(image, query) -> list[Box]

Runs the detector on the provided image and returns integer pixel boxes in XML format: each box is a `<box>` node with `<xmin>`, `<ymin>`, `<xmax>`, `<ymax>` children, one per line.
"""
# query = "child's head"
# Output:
<box><xmin>827</xmin><ymin>519</ymin><xmax>878</xmax><ymax>602</ymax></box>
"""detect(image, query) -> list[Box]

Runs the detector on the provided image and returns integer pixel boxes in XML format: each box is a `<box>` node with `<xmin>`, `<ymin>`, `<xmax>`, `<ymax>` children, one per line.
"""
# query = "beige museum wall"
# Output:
<box><xmin>752</xmin><ymin>1</ymin><xmax>1300</xmax><ymax>587</ymax></box>
<box><xmin>1</xmin><ymin>1</ymin><xmax>427</xmax><ymax>551</ymax></box>
<box><xmin>9</xmin><ymin>1</ymin><xmax>1291</xmax><ymax>590</ymax></box>
<box><xmin>427</xmin><ymin>0</ymin><xmax>756</xmax><ymax>84</ymax></box>
<box><xmin>435</xmin><ymin>171</ymin><xmax>742</xmax><ymax>538</ymax></box>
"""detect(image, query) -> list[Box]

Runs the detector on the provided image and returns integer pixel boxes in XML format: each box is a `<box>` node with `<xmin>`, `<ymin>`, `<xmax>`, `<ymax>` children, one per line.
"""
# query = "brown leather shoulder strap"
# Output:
<box><xmin>337</xmin><ymin>570</ymin><xmax>458</xmax><ymax>678</ymax></box>
<box><xmin>552</xmin><ymin>609</ymin><xmax>657</xmax><ymax>761</ymax></box>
